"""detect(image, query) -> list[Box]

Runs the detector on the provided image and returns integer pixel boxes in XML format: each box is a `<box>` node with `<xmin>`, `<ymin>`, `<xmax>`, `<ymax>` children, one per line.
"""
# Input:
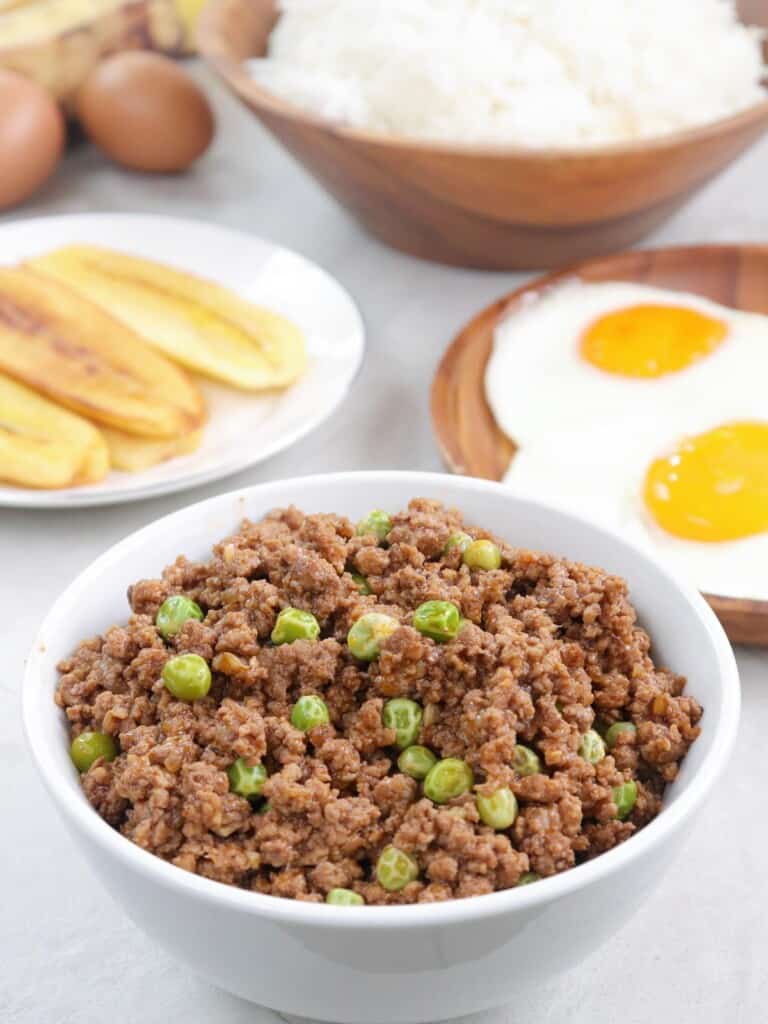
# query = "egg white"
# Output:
<box><xmin>485</xmin><ymin>280</ymin><xmax>768</xmax><ymax>600</ymax></box>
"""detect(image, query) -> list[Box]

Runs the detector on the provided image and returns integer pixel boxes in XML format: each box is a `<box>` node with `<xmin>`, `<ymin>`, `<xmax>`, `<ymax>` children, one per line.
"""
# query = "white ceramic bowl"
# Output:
<box><xmin>23</xmin><ymin>472</ymin><xmax>740</xmax><ymax>1024</ymax></box>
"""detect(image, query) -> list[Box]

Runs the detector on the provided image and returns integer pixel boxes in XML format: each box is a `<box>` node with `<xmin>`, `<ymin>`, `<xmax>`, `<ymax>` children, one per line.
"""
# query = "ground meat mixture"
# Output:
<box><xmin>56</xmin><ymin>499</ymin><xmax>702</xmax><ymax>905</ymax></box>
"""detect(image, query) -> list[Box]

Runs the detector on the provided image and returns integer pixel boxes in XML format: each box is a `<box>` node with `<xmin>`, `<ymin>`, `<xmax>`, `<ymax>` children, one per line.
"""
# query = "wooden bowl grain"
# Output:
<box><xmin>431</xmin><ymin>244</ymin><xmax>768</xmax><ymax>646</ymax></box>
<box><xmin>197</xmin><ymin>0</ymin><xmax>768</xmax><ymax>270</ymax></box>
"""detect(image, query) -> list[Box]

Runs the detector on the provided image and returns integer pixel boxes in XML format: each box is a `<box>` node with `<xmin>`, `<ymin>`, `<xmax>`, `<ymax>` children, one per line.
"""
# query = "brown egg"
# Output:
<box><xmin>0</xmin><ymin>69</ymin><xmax>65</xmax><ymax>210</ymax></box>
<box><xmin>76</xmin><ymin>52</ymin><xmax>214</xmax><ymax>173</ymax></box>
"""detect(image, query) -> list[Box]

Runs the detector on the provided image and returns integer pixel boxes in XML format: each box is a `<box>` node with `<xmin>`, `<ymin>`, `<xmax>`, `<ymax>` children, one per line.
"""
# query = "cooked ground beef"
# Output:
<box><xmin>55</xmin><ymin>498</ymin><xmax>702</xmax><ymax>904</ymax></box>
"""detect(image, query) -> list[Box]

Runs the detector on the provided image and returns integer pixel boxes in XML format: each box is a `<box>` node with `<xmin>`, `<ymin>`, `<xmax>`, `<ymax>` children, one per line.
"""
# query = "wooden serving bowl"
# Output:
<box><xmin>197</xmin><ymin>0</ymin><xmax>768</xmax><ymax>271</ymax></box>
<box><xmin>431</xmin><ymin>244</ymin><xmax>768</xmax><ymax>646</ymax></box>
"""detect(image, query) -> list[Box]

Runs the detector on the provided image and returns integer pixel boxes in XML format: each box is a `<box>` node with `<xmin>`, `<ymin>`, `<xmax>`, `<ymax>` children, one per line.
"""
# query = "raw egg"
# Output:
<box><xmin>485</xmin><ymin>280</ymin><xmax>768</xmax><ymax>599</ymax></box>
<box><xmin>76</xmin><ymin>52</ymin><xmax>214</xmax><ymax>172</ymax></box>
<box><xmin>0</xmin><ymin>69</ymin><xmax>65</xmax><ymax>210</ymax></box>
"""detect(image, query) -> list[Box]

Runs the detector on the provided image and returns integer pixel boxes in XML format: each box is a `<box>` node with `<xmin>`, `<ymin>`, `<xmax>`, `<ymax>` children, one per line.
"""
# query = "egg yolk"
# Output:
<box><xmin>644</xmin><ymin>422</ymin><xmax>768</xmax><ymax>542</ymax></box>
<box><xmin>580</xmin><ymin>304</ymin><xmax>727</xmax><ymax>377</ymax></box>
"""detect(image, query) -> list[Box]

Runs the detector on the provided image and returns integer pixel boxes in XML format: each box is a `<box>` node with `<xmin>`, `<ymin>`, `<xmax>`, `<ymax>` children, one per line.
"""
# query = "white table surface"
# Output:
<box><xmin>2</xmin><ymin>63</ymin><xmax>767</xmax><ymax>1024</ymax></box>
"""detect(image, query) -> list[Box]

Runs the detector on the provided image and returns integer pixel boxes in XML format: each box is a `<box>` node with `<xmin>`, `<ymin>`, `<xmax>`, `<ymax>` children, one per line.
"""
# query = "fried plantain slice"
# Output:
<box><xmin>30</xmin><ymin>245</ymin><xmax>306</xmax><ymax>391</ymax></box>
<box><xmin>0</xmin><ymin>373</ymin><xmax>109</xmax><ymax>488</ymax></box>
<box><xmin>101</xmin><ymin>424</ymin><xmax>203</xmax><ymax>472</ymax></box>
<box><xmin>0</xmin><ymin>266</ymin><xmax>206</xmax><ymax>439</ymax></box>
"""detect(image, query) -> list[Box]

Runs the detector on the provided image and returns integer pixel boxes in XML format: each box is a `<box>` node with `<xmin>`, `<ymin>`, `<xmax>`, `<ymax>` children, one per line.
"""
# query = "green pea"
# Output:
<box><xmin>476</xmin><ymin>787</ymin><xmax>518</xmax><ymax>830</ymax></box>
<box><xmin>355</xmin><ymin>510</ymin><xmax>392</xmax><ymax>541</ymax></box>
<box><xmin>162</xmin><ymin>653</ymin><xmax>212</xmax><ymax>701</ymax></box>
<box><xmin>423</xmin><ymin>757</ymin><xmax>474</xmax><ymax>804</ymax></box>
<box><xmin>228</xmin><ymin>757</ymin><xmax>268</xmax><ymax>800</ymax></box>
<box><xmin>155</xmin><ymin>595</ymin><xmax>204</xmax><ymax>639</ymax></box>
<box><xmin>605</xmin><ymin>721</ymin><xmax>637</xmax><ymax>748</ymax></box>
<box><xmin>397</xmin><ymin>745</ymin><xmax>438</xmax><ymax>780</ymax></box>
<box><xmin>578</xmin><ymin>729</ymin><xmax>606</xmax><ymax>764</ymax></box>
<box><xmin>376</xmin><ymin>846</ymin><xmax>419</xmax><ymax>891</ymax></box>
<box><xmin>613</xmin><ymin>780</ymin><xmax>638</xmax><ymax>820</ymax></box>
<box><xmin>350</xmin><ymin>573</ymin><xmax>371</xmax><ymax>595</ymax></box>
<box><xmin>516</xmin><ymin>872</ymin><xmax>540</xmax><ymax>886</ymax></box>
<box><xmin>290</xmin><ymin>694</ymin><xmax>330</xmax><ymax>732</ymax></box>
<box><xmin>462</xmin><ymin>539</ymin><xmax>502</xmax><ymax>571</ymax></box>
<box><xmin>513</xmin><ymin>744</ymin><xmax>541</xmax><ymax>776</ymax></box>
<box><xmin>326</xmin><ymin>888</ymin><xmax>364</xmax><ymax>906</ymax></box>
<box><xmin>347</xmin><ymin>612</ymin><xmax>399</xmax><ymax>661</ymax></box>
<box><xmin>383</xmin><ymin>698</ymin><xmax>423</xmax><ymax>749</ymax></box>
<box><xmin>70</xmin><ymin>731</ymin><xmax>117</xmax><ymax>773</ymax></box>
<box><xmin>444</xmin><ymin>531</ymin><xmax>472</xmax><ymax>555</ymax></box>
<box><xmin>271</xmin><ymin>607</ymin><xmax>320</xmax><ymax>645</ymax></box>
<box><xmin>412</xmin><ymin>600</ymin><xmax>461</xmax><ymax>643</ymax></box>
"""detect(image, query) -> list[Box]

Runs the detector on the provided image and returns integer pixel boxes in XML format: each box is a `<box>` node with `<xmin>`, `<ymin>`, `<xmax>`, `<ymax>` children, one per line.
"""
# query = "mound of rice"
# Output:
<box><xmin>247</xmin><ymin>0</ymin><xmax>767</xmax><ymax>147</ymax></box>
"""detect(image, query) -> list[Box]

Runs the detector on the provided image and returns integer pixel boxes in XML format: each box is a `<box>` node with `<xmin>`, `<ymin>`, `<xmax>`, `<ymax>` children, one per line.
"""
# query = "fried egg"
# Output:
<box><xmin>485</xmin><ymin>280</ymin><xmax>768</xmax><ymax>600</ymax></box>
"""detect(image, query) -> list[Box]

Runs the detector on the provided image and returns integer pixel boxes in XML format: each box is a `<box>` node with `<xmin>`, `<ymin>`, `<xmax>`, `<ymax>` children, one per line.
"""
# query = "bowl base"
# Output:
<box><xmin>354</xmin><ymin>194</ymin><xmax>688</xmax><ymax>271</ymax></box>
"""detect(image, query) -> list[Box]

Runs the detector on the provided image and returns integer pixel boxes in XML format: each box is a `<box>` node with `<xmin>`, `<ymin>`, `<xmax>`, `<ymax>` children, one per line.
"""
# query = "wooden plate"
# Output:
<box><xmin>431</xmin><ymin>244</ymin><xmax>768</xmax><ymax>646</ymax></box>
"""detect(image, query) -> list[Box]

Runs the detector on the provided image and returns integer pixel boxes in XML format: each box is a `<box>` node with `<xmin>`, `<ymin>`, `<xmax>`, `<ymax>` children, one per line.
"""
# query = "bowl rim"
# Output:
<box><xmin>238</xmin><ymin>82</ymin><xmax>768</xmax><ymax>161</ymax></box>
<box><xmin>200</xmin><ymin>0</ymin><xmax>768</xmax><ymax>161</ymax></box>
<box><xmin>22</xmin><ymin>471</ymin><xmax>740</xmax><ymax>930</ymax></box>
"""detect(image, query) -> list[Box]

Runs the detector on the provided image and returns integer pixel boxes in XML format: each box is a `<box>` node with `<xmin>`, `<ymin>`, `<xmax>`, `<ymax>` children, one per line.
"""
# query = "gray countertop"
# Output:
<box><xmin>2</xmin><ymin>63</ymin><xmax>766</xmax><ymax>1024</ymax></box>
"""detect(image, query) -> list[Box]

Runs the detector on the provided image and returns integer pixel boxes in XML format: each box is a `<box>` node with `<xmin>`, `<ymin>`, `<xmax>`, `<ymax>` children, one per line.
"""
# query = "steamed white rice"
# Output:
<box><xmin>247</xmin><ymin>0</ymin><xmax>766</xmax><ymax>146</ymax></box>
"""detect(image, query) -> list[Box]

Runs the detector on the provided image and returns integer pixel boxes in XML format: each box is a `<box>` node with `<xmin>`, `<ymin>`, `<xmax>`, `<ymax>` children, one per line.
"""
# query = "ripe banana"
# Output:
<box><xmin>0</xmin><ymin>0</ymin><xmax>201</xmax><ymax>107</ymax></box>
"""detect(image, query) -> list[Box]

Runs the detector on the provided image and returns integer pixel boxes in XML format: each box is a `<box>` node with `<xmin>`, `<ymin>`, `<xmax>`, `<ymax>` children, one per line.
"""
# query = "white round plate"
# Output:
<box><xmin>0</xmin><ymin>214</ymin><xmax>365</xmax><ymax>508</ymax></box>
